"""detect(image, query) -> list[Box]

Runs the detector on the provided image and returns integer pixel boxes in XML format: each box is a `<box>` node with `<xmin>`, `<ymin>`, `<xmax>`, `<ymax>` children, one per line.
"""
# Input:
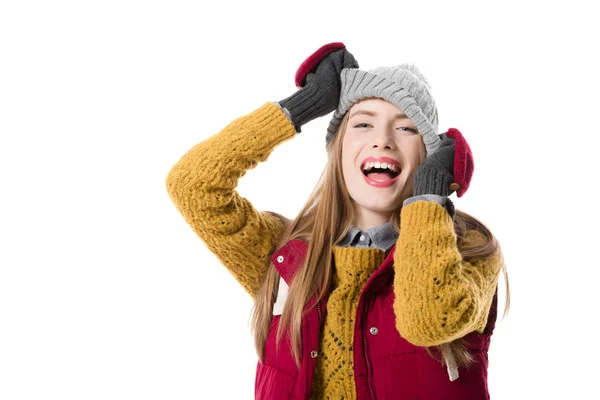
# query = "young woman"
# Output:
<box><xmin>166</xmin><ymin>43</ymin><xmax>510</xmax><ymax>400</ymax></box>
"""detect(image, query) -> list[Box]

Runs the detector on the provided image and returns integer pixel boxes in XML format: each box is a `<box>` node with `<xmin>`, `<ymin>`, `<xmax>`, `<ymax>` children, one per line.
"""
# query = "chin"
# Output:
<box><xmin>358</xmin><ymin>199</ymin><xmax>400</xmax><ymax>213</ymax></box>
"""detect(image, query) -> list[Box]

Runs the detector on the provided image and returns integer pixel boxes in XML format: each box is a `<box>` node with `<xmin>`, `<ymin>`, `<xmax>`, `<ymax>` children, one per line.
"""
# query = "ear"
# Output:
<box><xmin>294</xmin><ymin>42</ymin><xmax>347</xmax><ymax>88</ymax></box>
<box><xmin>444</xmin><ymin>128</ymin><xmax>474</xmax><ymax>197</ymax></box>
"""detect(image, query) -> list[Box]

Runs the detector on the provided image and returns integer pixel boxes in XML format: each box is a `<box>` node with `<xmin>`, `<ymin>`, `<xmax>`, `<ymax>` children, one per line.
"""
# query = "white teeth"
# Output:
<box><xmin>362</xmin><ymin>161</ymin><xmax>399</xmax><ymax>172</ymax></box>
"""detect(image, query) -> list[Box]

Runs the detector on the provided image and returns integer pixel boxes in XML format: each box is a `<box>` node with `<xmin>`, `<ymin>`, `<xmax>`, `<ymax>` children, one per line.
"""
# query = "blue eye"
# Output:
<box><xmin>398</xmin><ymin>127</ymin><xmax>419</xmax><ymax>134</ymax></box>
<box><xmin>352</xmin><ymin>123</ymin><xmax>418</xmax><ymax>134</ymax></box>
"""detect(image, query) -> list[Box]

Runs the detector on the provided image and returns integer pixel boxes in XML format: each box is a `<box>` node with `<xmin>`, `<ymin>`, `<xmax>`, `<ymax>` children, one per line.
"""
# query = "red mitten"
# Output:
<box><xmin>445</xmin><ymin>128</ymin><xmax>474</xmax><ymax>197</ymax></box>
<box><xmin>294</xmin><ymin>42</ymin><xmax>347</xmax><ymax>88</ymax></box>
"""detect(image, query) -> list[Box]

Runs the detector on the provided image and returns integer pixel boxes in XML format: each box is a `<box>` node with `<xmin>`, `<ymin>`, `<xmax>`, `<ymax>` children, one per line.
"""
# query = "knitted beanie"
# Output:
<box><xmin>326</xmin><ymin>63</ymin><xmax>441</xmax><ymax>156</ymax></box>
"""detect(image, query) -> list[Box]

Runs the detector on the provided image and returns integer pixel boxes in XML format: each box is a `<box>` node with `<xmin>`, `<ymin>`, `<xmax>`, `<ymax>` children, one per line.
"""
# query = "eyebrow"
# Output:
<box><xmin>349</xmin><ymin>110</ymin><xmax>409</xmax><ymax>120</ymax></box>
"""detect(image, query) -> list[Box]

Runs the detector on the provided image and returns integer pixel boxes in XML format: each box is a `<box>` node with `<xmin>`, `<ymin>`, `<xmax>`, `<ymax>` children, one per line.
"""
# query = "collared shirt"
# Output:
<box><xmin>336</xmin><ymin>221</ymin><xmax>399</xmax><ymax>252</ymax></box>
<box><xmin>336</xmin><ymin>195</ymin><xmax>454</xmax><ymax>252</ymax></box>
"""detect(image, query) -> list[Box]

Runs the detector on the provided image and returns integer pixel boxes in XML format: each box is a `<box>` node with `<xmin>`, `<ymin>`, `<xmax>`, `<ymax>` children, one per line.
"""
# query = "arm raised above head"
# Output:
<box><xmin>166</xmin><ymin>102</ymin><xmax>297</xmax><ymax>298</ymax></box>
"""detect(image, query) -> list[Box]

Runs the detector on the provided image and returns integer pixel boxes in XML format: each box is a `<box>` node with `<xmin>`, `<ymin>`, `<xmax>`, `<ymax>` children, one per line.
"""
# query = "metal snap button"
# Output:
<box><xmin>359</xmin><ymin>235</ymin><xmax>366</xmax><ymax>241</ymax></box>
<box><xmin>370</xmin><ymin>327</ymin><xmax>379</xmax><ymax>335</ymax></box>
<box><xmin>277</xmin><ymin>255</ymin><xmax>284</xmax><ymax>263</ymax></box>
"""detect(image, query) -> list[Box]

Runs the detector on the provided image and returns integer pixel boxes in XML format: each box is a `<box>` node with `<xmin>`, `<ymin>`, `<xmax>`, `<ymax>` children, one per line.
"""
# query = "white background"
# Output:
<box><xmin>1</xmin><ymin>1</ymin><xmax>598</xmax><ymax>399</ymax></box>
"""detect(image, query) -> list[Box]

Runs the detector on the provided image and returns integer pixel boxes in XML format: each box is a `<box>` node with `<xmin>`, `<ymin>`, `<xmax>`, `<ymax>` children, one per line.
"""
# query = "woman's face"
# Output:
<box><xmin>341</xmin><ymin>98</ymin><xmax>424</xmax><ymax>229</ymax></box>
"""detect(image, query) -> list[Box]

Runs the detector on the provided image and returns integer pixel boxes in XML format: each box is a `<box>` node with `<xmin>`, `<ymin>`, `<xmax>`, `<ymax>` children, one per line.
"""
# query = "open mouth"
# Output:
<box><xmin>360</xmin><ymin>158</ymin><xmax>403</xmax><ymax>187</ymax></box>
<box><xmin>362</xmin><ymin>163</ymin><xmax>401</xmax><ymax>182</ymax></box>
<box><xmin>362</xmin><ymin>167</ymin><xmax>400</xmax><ymax>182</ymax></box>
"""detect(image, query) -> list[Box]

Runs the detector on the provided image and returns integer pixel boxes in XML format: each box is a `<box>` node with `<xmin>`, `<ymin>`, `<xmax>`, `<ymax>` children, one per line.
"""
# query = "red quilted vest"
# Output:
<box><xmin>255</xmin><ymin>239</ymin><xmax>498</xmax><ymax>400</ymax></box>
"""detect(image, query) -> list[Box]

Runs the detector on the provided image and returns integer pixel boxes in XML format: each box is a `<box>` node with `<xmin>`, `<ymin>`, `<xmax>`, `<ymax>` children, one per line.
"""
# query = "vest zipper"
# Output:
<box><xmin>363</xmin><ymin>301</ymin><xmax>376</xmax><ymax>400</ymax></box>
<box><xmin>314</xmin><ymin>289</ymin><xmax>322</xmax><ymax>323</ymax></box>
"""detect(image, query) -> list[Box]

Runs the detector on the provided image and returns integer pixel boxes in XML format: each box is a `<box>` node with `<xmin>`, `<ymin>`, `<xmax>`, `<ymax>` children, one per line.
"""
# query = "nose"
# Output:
<box><xmin>371</xmin><ymin>125</ymin><xmax>395</xmax><ymax>150</ymax></box>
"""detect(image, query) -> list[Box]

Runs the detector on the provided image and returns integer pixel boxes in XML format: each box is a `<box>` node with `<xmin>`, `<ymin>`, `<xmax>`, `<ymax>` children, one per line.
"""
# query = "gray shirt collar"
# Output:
<box><xmin>336</xmin><ymin>221</ymin><xmax>398</xmax><ymax>252</ymax></box>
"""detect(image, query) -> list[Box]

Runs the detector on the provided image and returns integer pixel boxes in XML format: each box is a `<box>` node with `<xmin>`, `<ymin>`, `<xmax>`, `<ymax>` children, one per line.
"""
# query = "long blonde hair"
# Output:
<box><xmin>251</xmin><ymin>111</ymin><xmax>511</xmax><ymax>369</ymax></box>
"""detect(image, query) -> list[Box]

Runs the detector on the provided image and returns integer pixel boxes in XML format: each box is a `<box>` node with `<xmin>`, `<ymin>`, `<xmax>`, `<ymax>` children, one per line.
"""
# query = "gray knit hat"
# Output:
<box><xmin>326</xmin><ymin>63</ymin><xmax>441</xmax><ymax>156</ymax></box>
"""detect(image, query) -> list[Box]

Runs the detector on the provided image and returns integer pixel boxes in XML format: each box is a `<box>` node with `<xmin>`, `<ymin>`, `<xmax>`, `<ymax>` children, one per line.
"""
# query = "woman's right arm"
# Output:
<box><xmin>165</xmin><ymin>102</ymin><xmax>296</xmax><ymax>298</ymax></box>
<box><xmin>166</xmin><ymin>44</ymin><xmax>358</xmax><ymax>299</ymax></box>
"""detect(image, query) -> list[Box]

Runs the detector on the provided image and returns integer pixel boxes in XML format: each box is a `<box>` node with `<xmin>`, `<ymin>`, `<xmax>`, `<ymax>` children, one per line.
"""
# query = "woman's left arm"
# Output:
<box><xmin>393</xmin><ymin>199</ymin><xmax>503</xmax><ymax>347</ymax></box>
<box><xmin>393</xmin><ymin>129</ymin><xmax>502</xmax><ymax>347</ymax></box>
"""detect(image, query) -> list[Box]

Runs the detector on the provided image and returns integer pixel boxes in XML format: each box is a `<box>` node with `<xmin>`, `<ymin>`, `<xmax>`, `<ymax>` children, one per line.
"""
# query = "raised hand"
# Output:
<box><xmin>279</xmin><ymin>42</ymin><xmax>359</xmax><ymax>132</ymax></box>
<box><xmin>413</xmin><ymin>128</ymin><xmax>474</xmax><ymax>198</ymax></box>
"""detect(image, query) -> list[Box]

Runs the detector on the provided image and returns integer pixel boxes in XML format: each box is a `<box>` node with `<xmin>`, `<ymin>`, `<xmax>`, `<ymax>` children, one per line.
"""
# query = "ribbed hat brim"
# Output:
<box><xmin>326</xmin><ymin>68</ymin><xmax>441</xmax><ymax>155</ymax></box>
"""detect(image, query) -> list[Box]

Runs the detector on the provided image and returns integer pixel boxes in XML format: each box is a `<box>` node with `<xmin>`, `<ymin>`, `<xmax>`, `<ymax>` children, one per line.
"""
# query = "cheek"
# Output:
<box><xmin>343</xmin><ymin>135</ymin><xmax>364</xmax><ymax>153</ymax></box>
<box><xmin>341</xmin><ymin>136</ymin><xmax>364</xmax><ymax>171</ymax></box>
<box><xmin>403</xmin><ymin>139</ymin><xmax>424</xmax><ymax>166</ymax></box>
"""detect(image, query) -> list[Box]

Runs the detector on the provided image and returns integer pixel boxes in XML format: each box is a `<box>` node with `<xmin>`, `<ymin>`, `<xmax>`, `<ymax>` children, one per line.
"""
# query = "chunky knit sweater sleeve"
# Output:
<box><xmin>165</xmin><ymin>102</ymin><xmax>297</xmax><ymax>298</ymax></box>
<box><xmin>393</xmin><ymin>200</ymin><xmax>503</xmax><ymax>347</ymax></box>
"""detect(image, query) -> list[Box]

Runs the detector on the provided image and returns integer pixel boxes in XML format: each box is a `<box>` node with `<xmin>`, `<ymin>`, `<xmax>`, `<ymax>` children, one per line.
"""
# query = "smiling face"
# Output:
<box><xmin>341</xmin><ymin>97</ymin><xmax>425</xmax><ymax>230</ymax></box>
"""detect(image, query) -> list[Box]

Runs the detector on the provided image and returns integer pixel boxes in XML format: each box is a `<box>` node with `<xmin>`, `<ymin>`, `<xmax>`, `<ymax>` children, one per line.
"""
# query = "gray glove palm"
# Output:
<box><xmin>413</xmin><ymin>133</ymin><xmax>457</xmax><ymax>197</ymax></box>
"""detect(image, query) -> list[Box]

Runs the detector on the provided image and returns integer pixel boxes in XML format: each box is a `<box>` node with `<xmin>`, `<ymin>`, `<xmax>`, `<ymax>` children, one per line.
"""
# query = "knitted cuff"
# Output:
<box><xmin>272</xmin><ymin>101</ymin><xmax>295</xmax><ymax>130</ymax></box>
<box><xmin>278</xmin><ymin>83</ymin><xmax>330</xmax><ymax>133</ymax></box>
<box><xmin>403</xmin><ymin>194</ymin><xmax>455</xmax><ymax>219</ymax></box>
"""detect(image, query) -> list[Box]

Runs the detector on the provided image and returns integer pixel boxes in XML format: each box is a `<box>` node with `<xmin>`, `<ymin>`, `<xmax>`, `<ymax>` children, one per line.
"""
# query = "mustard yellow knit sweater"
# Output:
<box><xmin>309</xmin><ymin>247</ymin><xmax>388</xmax><ymax>399</ymax></box>
<box><xmin>166</xmin><ymin>102</ymin><xmax>503</xmax><ymax>399</ymax></box>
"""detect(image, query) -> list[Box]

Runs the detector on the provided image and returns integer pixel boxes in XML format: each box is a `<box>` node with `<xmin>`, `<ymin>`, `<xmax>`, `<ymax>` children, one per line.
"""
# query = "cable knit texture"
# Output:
<box><xmin>310</xmin><ymin>247</ymin><xmax>387</xmax><ymax>400</ymax></box>
<box><xmin>166</xmin><ymin>102</ymin><xmax>503</xmax><ymax>399</ymax></box>
<box><xmin>165</xmin><ymin>102</ymin><xmax>296</xmax><ymax>298</ymax></box>
<box><xmin>394</xmin><ymin>200</ymin><xmax>503</xmax><ymax>346</ymax></box>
